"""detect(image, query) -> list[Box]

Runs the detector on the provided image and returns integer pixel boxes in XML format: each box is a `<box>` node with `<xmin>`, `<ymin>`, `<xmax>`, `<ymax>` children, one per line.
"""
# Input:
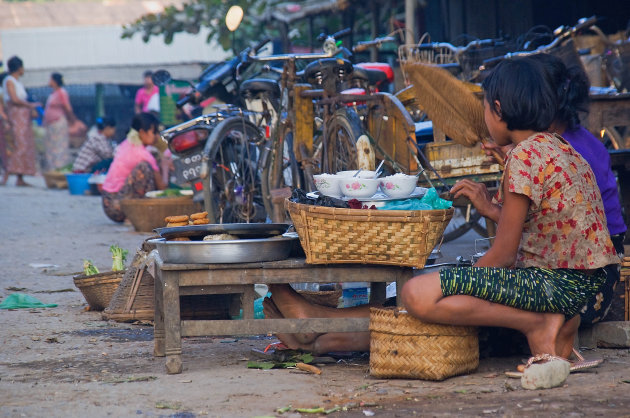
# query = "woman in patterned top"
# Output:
<box><xmin>402</xmin><ymin>57</ymin><xmax>619</xmax><ymax>360</ymax></box>
<box><xmin>72</xmin><ymin>117</ymin><xmax>116</xmax><ymax>173</ymax></box>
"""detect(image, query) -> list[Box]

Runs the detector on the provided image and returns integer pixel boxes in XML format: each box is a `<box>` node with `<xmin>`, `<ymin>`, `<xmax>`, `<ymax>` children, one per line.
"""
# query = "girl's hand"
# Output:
<box><xmin>481</xmin><ymin>142</ymin><xmax>513</xmax><ymax>164</ymax></box>
<box><xmin>450</xmin><ymin>179</ymin><xmax>499</xmax><ymax>221</ymax></box>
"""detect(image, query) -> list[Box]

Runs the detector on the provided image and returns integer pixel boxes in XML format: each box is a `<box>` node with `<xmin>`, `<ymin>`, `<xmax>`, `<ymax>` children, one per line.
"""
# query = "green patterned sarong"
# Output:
<box><xmin>440</xmin><ymin>267</ymin><xmax>606</xmax><ymax>317</ymax></box>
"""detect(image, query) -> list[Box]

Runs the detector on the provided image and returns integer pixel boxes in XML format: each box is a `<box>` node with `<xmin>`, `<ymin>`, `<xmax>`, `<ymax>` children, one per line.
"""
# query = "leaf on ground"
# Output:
<box><xmin>295</xmin><ymin>407</ymin><xmax>325</xmax><ymax>414</ymax></box>
<box><xmin>155</xmin><ymin>401</ymin><xmax>181</xmax><ymax>410</ymax></box>
<box><xmin>247</xmin><ymin>361</ymin><xmax>296</xmax><ymax>369</ymax></box>
<box><xmin>105</xmin><ymin>376</ymin><xmax>158</xmax><ymax>384</ymax></box>
<box><xmin>276</xmin><ymin>405</ymin><xmax>292</xmax><ymax>414</ymax></box>
<box><xmin>621</xmin><ymin>379</ymin><xmax>630</xmax><ymax>384</ymax></box>
<box><xmin>298</xmin><ymin>353</ymin><xmax>314</xmax><ymax>364</ymax></box>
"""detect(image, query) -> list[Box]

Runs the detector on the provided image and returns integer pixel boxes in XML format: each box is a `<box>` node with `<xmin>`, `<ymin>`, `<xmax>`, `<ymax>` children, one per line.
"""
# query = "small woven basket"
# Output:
<box><xmin>369</xmin><ymin>307</ymin><xmax>479</xmax><ymax>380</ymax></box>
<box><xmin>121</xmin><ymin>196</ymin><xmax>202</xmax><ymax>232</ymax></box>
<box><xmin>286</xmin><ymin>199</ymin><xmax>453</xmax><ymax>268</ymax></box>
<box><xmin>73</xmin><ymin>270</ymin><xmax>125</xmax><ymax>311</ymax></box>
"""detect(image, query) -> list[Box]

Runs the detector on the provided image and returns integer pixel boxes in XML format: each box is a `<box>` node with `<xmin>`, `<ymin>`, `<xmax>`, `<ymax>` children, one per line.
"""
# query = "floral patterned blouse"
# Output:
<box><xmin>495</xmin><ymin>132</ymin><xmax>619</xmax><ymax>270</ymax></box>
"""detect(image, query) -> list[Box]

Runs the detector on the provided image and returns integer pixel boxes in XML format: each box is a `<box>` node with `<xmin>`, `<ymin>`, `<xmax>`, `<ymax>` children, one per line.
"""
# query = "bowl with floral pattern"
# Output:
<box><xmin>379</xmin><ymin>174</ymin><xmax>418</xmax><ymax>198</ymax></box>
<box><xmin>340</xmin><ymin>177</ymin><xmax>380</xmax><ymax>198</ymax></box>
<box><xmin>336</xmin><ymin>170</ymin><xmax>377</xmax><ymax>179</ymax></box>
<box><xmin>313</xmin><ymin>173</ymin><xmax>343</xmax><ymax>198</ymax></box>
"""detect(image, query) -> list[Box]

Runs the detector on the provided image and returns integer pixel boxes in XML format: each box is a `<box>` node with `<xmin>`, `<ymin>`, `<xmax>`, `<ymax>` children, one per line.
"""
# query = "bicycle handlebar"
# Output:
<box><xmin>352</xmin><ymin>36</ymin><xmax>396</xmax><ymax>53</ymax></box>
<box><xmin>481</xmin><ymin>16</ymin><xmax>598</xmax><ymax>70</ymax></box>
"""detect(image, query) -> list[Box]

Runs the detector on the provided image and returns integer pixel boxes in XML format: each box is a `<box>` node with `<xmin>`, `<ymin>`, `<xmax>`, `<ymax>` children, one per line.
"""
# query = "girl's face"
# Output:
<box><xmin>102</xmin><ymin>126</ymin><xmax>116</xmax><ymax>138</ymax></box>
<box><xmin>49</xmin><ymin>78</ymin><xmax>57</xmax><ymax>89</ymax></box>
<box><xmin>138</xmin><ymin>126</ymin><xmax>158</xmax><ymax>146</ymax></box>
<box><xmin>483</xmin><ymin>98</ymin><xmax>510</xmax><ymax>146</ymax></box>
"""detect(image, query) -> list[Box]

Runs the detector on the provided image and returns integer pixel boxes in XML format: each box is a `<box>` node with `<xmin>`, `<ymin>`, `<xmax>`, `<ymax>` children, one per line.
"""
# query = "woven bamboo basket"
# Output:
<box><xmin>73</xmin><ymin>270</ymin><xmax>125</xmax><ymax>311</ymax></box>
<box><xmin>370</xmin><ymin>307</ymin><xmax>478</xmax><ymax>380</ymax></box>
<box><xmin>286</xmin><ymin>199</ymin><xmax>453</xmax><ymax>268</ymax></box>
<box><xmin>120</xmin><ymin>196</ymin><xmax>202</xmax><ymax>232</ymax></box>
<box><xmin>43</xmin><ymin>171</ymin><xmax>68</xmax><ymax>189</ymax></box>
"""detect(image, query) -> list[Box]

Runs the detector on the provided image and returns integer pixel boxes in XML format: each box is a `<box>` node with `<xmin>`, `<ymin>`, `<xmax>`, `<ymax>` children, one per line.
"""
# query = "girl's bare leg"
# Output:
<box><xmin>401</xmin><ymin>272</ymin><xmax>568</xmax><ymax>356</ymax></box>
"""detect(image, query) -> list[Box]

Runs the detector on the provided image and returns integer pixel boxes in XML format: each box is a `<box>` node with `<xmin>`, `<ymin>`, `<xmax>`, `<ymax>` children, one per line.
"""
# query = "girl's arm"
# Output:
<box><xmin>61</xmin><ymin>89</ymin><xmax>76</xmax><ymax>122</ymax></box>
<box><xmin>474</xmin><ymin>172</ymin><xmax>530</xmax><ymax>268</ymax></box>
<box><xmin>6</xmin><ymin>79</ymin><xmax>35</xmax><ymax>108</ymax></box>
<box><xmin>450</xmin><ymin>179</ymin><xmax>501</xmax><ymax>223</ymax></box>
<box><xmin>154</xmin><ymin>168</ymin><xmax>167</xmax><ymax>190</ymax></box>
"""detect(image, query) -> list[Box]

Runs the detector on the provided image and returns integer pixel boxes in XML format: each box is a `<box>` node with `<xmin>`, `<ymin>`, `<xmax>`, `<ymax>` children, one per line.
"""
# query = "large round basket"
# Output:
<box><xmin>369</xmin><ymin>307</ymin><xmax>479</xmax><ymax>380</ymax></box>
<box><xmin>286</xmin><ymin>199</ymin><xmax>453</xmax><ymax>268</ymax></box>
<box><xmin>121</xmin><ymin>196</ymin><xmax>202</xmax><ymax>232</ymax></box>
<box><xmin>73</xmin><ymin>270</ymin><xmax>125</xmax><ymax>311</ymax></box>
<box><xmin>43</xmin><ymin>171</ymin><xmax>68</xmax><ymax>189</ymax></box>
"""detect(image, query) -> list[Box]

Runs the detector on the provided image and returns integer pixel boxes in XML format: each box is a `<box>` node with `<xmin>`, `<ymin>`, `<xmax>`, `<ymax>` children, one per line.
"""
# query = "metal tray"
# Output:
<box><xmin>150</xmin><ymin>234</ymin><xmax>298</xmax><ymax>264</ymax></box>
<box><xmin>154</xmin><ymin>223</ymin><xmax>291</xmax><ymax>241</ymax></box>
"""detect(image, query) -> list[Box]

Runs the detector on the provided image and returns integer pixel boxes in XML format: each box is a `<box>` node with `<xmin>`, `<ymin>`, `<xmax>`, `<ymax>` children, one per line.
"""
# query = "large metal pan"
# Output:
<box><xmin>150</xmin><ymin>234</ymin><xmax>298</xmax><ymax>264</ymax></box>
<box><xmin>154</xmin><ymin>223</ymin><xmax>291</xmax><ymax>241</ymax></box>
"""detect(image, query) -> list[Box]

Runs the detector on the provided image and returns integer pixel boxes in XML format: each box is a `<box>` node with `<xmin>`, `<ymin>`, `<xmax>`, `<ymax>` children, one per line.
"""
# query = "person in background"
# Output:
<box><xmin>2</xmin><ymin>56</ymin><xmax>40</xmax><ymax>187</ymax></box>
<box><xmin>481</xmin><ymin>53</ymin><xmax>626</xmax><ymax>325</ymax></box>
<box><xmin>134</xmin><ymin>71</ymin><xmax>160</xmax><ymax>115</ymax></box>
<box><xmin>0</xmin><ymin>72</ymin><xmax>11</xmax><ymax>185</ymax></box>
<box><xmin>101</xmin><ymin>112</ymin><xmax>166</xmax><ymax>222</ymax></box>
<box><xmin>43</xmin><ymin>72</ymin><xmax>76</xmax><ymax>171</ymax></box>
<box><xmin>73</xmin><ymin>116</ymin><xmax>116</xmax><ymax>173</ymax></box>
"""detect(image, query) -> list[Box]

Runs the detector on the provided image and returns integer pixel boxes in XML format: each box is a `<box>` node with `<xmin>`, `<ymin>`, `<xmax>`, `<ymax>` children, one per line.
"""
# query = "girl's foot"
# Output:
<box><xmin>523</xmin><ymin>313</ymin><xmax>565</xmax><ymax>356</ymax></box>
<box><xmin>262</xmin><ymin>297</ymin><xmax>314</xmax><ymax>351</ymax></box>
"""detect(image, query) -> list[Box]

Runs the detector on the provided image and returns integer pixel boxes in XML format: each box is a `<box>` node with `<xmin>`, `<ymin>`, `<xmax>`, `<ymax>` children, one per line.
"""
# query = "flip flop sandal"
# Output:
<box><xmin>505</xmin><ymin>354</ymin><xmax>569</xmax><ymax>378</ymax></box>
<box><xmin>569</xmin><ymin>348</ymin><xmax>603</xmax><ymax>372</ymax></box>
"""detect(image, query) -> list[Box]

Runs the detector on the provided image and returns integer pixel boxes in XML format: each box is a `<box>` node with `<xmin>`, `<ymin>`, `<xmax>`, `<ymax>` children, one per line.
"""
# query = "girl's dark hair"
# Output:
<box><xmin>96</xmin><ymin>116</ymin><xmax>116</xmax><ymax>130</ymax></box>
<box><xmin>131</xmin><ymin>112</ymin><xmax>160</xmax><ymax>133</ymax></box>
<box><xmin>7</xmin><ymin>56</ymin><xmax>23</xmax><ymax>74</ymax></box>
<box><xmin>482</xmin><ymin>57</ymin><xmax>557</xmax><ymax>132</ymax></box>
<box><xmin>528</xmin><ymin>53</ymin><xmax>589</xmax><ymax>130</ymax></box>
<box><xmin>51</xmin><ymin>72</ymin><xmax>64</xmax><ymax>87</ymax></box>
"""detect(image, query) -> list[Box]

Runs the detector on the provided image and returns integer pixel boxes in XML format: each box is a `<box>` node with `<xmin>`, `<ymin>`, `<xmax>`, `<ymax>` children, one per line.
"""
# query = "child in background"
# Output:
<box><xmin>73</xmin><ymin>117</ymin><xmax>116</xmax><ymax>173</ymax></box>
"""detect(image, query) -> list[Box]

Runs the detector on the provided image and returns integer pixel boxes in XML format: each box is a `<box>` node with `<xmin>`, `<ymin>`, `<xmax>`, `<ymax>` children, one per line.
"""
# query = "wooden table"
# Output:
<box><xmin>152</xmin><ymin>253</ymin><xmax>414</xmax><ymax>374</ymax></box>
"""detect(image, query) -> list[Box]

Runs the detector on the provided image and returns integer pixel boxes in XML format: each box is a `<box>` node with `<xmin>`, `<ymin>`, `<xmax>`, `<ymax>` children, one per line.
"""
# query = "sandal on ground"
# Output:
<box><xmin>569</xmin><ymin>348</ymin><xmax>603</xmax><ymax>372</ymax></box>
<box><xmin>520</xmin><ymin>354</ymin><xmax>570</xmax><ymax>390</ymax></box>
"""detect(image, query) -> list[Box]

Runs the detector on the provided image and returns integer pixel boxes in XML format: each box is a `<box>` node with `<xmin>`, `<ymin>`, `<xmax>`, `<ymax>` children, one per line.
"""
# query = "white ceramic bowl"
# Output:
<box><xmin>313</xmin><ymin>174</ymin><xmax>343</xmax><ymax>198</ymax></box>
<box><xmin>340</xmin><ymin>177</ymin><xmax>380</xmax><ymax>198</ymax></box>
<box><xmin>336</xmin><ymin>170</ymin><xmax>377</xmax><ymax>179</ymax></box>
<box><xmin>379</xmin><ymin>174</ymin><xmax>418</xmax><ymax>198</ymax></box>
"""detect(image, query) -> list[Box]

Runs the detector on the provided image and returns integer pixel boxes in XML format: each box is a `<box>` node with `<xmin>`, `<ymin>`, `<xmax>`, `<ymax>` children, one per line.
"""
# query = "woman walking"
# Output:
<box><xmin>2</xmin><ymin>56</ymin><xmax>39</xmax><ymax>186</ymax></box>
<box><xmin>44</xmin><ymin>72</ymin><xmax>75</xmax><ymax>171</ymax></box>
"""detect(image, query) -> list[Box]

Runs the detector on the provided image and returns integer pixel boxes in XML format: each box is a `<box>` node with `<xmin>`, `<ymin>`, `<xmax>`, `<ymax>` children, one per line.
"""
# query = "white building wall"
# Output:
<box><xmin>1</xmin><ymin>26</ymin><xmax>230</xmax><ymax>86</ymax></box>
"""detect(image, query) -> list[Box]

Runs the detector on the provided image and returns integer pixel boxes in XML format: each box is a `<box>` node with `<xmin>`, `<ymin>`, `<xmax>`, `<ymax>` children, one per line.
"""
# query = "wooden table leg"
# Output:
<box><xmin>370</xmin><ymin>282</ymin><xmax>387</xmax><ymax>305</ymax></box>
<box><xmin>163</xmin><ymin>270</ymin><xmax>182</xmax><ymax>374</ymax></box>
<box><xmin>153</xmin><ymin>267</ymin><xmax>165</xmax><ymax>357</ymax></box>
<box><xmin>242</xmin><ymin>285</ymin><xmax>256</xmax><ymax>319</ymax></box>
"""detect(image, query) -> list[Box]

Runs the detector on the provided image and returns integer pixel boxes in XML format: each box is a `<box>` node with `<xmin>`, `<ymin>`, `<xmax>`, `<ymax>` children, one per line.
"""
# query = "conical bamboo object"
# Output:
<box><xmin>404</xmin><ymin>63</ymin><xmax>504</xmax><ymax>165</ymax></box>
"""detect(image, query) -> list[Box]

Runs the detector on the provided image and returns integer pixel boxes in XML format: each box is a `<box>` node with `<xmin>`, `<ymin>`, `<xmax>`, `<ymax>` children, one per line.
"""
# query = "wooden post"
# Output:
<box><xmin>163</xmin><ymin>270</ymin><xmax>182</xmax><ymax>374</ymax></box>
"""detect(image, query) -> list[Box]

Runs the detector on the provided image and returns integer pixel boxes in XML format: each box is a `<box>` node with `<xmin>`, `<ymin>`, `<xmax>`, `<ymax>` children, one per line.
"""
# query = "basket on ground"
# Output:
<box><xmin>369</xmin><ymin>307</ymin><xmax>479</xmax><ymax>380</ymax></box>
<box><xmin>73</xmin><ymin>270</ymin><xmax>124</xmax><ymax>311</ymax></box>
<box><xmin>286</xmin><ymin>199</ymin><xmax>453</xmax><ymax>268</ymax></box>
<box><xmin>43</xmin><ymin>171</ymin><xmax>68</xmax><ymax>189</ymax></box>
<box><xmin>121</xmin><ymin>196</ymin><xmax>202</xmax><ymax>232</ymax></box>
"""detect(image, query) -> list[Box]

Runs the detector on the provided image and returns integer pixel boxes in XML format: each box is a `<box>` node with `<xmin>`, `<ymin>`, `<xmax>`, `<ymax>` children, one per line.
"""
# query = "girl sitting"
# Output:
<box><xmin>101</xmin><ymin>112</ymin><xmax>166</xmax><ymax>222</ymax></box>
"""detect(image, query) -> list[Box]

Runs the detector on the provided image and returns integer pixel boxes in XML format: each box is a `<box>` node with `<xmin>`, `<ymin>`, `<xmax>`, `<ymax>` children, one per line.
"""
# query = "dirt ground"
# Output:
<box><xmin>1</xmin><ymin>176</ymin><xmax>629</xmax><ymax>418</ymax></box>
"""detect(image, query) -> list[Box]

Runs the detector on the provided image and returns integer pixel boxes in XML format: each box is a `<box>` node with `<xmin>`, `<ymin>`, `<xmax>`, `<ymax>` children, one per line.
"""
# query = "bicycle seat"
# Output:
<box><xmin>351</xmin><ymin>66</ymin><xmax>389</xmax><ymax>86</ymax></box>
<box><xmin>356</xmin><ymin>62</ymin><xmax>394</xmax><ymax>83</ymax></box>
<box><xmin>239</xmin><ymin>78</ymin><xmax>281</xmax><ymax>100</ymax></box>
<box><xmin>304</xmin><ymin>58</ymin><xmax>354</xmax><ymax>90</ymax></box>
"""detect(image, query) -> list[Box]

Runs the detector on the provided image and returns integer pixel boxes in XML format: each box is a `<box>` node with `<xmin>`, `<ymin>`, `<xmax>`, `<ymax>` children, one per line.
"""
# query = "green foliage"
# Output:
<box><xmin>83</xmin><ymin>260</ymin><xmax>100</xmax><ymax>276</ymax></box>
<box><xmin>109</xmin><ymin>245</ymin><xmax>128</xmax><ymax>272</ymax></box>
<box><xmin>121</xmin><ymin>0</ymin><xmax>274</xmax><ymax>51</ymax></box>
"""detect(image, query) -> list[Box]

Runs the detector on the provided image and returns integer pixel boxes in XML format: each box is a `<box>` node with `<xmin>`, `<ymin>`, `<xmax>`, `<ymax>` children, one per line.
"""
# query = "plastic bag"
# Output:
<box><xmin>380</xmin><ymin>188</ymin><xmax>452</xmax><ymax>210</ymax></box>
<box><xmin>0</xmin><ymin>293</ymin><xmax>58</xmax><ymax>309</ymax></box>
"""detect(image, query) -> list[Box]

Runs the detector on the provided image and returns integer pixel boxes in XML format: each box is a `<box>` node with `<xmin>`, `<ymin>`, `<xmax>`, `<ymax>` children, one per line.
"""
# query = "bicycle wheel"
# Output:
<box><xmin>202</xmin><ymin>117</ymin><xmax>266</xmax><ymax>224</ymax></box>
<box><xmin>320</xmin><ymin>108</ymin><xmax>362</xmax><ymax>174</ymax></box>
<box><xmin>261</xmin><ymin>124</ymin><xmax>301</xmax><ymax>218</ymax></box>
<box><xmin>442</xmin><ymin>206</ymin><xmax>488</xmax><ymax>243</ymax></box>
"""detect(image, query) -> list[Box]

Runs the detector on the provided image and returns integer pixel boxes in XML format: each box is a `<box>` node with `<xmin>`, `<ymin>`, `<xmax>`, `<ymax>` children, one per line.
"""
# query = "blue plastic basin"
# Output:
<box><xmin>65</xmin><ymin>173</ymin><xmax>92</xmax><ymax>195</ymax></box>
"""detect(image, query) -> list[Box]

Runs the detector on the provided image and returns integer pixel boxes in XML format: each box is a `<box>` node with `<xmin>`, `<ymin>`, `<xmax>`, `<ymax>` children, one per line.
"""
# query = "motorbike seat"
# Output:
<box><xmin>351</xmin><ymin>66</ymin><xmax>389</xmax><ymax>86</ymax></box>
<box><xmin>304</xmin><ymin>58</ymin><xmax>354</xmax><ymax>86</ymax></box>
<box><xmin>239</xmin><ymin>78</ymin><xmax>281</xmax><ymax>100</ymax></box>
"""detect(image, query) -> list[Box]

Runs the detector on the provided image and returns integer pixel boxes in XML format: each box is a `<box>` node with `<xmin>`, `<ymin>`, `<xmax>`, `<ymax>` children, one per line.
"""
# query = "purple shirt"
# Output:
<box><xmin>563</xmin><ymin>126</ymin><xmax>627</xmax><ymax>235</ymax></box>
